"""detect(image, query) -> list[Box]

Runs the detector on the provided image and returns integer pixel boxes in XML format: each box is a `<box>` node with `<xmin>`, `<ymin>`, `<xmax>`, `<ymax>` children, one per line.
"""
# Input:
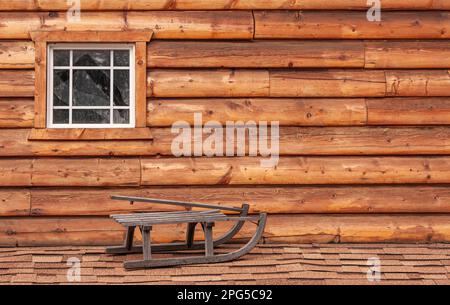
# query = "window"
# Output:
<box><xmin>48</xmin><ymin>44</ymin><xmax>135</xmax><ymax>128</ymax></box>
<box><xmin>29</xmin><ymin>31</ymin><xmax>153</xmax><ymax>140</ymax></box>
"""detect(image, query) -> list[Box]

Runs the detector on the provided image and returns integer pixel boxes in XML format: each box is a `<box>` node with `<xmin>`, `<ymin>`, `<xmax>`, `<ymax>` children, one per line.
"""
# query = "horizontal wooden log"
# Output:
<box><xmin>148</xmin><ymin>40</ymin><xmax>365</xmax><ymax>68</ymax></box>
<box><xmin>367</xmin><ymin>97</ymin><xmax>450</xmax><ymax>125</ymax></box>
<box><xmin>0</xmin><ymin>11</ymin><xmax>253</xmax><ymax>40</ymax></box>
<box><xmin>2</xmin><ymin>214</ymin><xmax>450</xmax><ymax>246</ymax></box>
<box><xmin>27</xmin><ymin>186</ymin><xmax>450</xmax><ymax>216</ymax></box>
<box><xmin>0</xmin><ymin>158</ymin><xmax>140</xmax><ymax>187</ymax></box>
<box><xmin>365</xmin><ymin>41</ymin><xmax>450</xmax><ymax>69</ymax></box>
<box><xmin>4</xmin><ymin>156</ymin><xmax>450</xmax><ymax>186</ymax></box>
<box><xmin>31</xmin><ymin>158</ymin><xmax>141</xmax><ymax>187</ymax></box>
<box><xmin>0</xmin><ymin>42</ymin><xmax>34</xmax><ymax>69</ymax></box>
<box><xmin>0</xmin><ymin>189</ymin><xmax>30</xmax><ymax>216</ymax></box>
<box><xmin>254</xmin><ymin>11</ymin><xmax>450</xmax><ymax>39</ymax></box>
<box><xmin>7</xmin><ymin>69</ymin><xmax>450</xmax><ymax>98</ymax></box>
<box><xmin>7</xmin><ymin>97</ymin><xmax>450</xmax><ymax>128</ymax></box>
<box><xmin>0</xmin><ymin>98</ymin><xmax>34</xmax><ymax>127</ymax></box>
<box><xmin>149</xmin><ymin>69</ymin><xmax>387</xmax><ymax>97</ymax></box>
<box><xmin>6</xmin><ymin>40</ymin><xmax>450</xmax><ymax>69</ymax></box>
<box><xmin>148</xmin><ymin>69</ymin><xmax>270</xmax><ymax>97</ymax></box>
<box><xmin>269</xmin><ymin>70</ymin><xmax>386</xmax><ymax>97</ymax></box>
<box><xmin>0</xmin><ymin>71</ymin><xmax>34</xmax><ymax>97</ymax></box>
<box><xmin>386</xmin><ymin>70</ymin><xmax>450</xmax><ymax>96</ymax></box>
<box><xmin>140</xmin><ymin>156</ymin><xmax>450</xmax><ymax>185</ymax></box>
<box><xmin>1</xmin><ymin>1</ymin><xmax>449</xmax><ymax>10</ymax></box>
<box><xmin>148</xmin><ymin>98</ymin><xmax>367</xmax><ymax>126</ymax></box>
<box><xmin>5</xmin><ymin>126</ymin><xmax>450</xmax><ymax>156</ymax></box>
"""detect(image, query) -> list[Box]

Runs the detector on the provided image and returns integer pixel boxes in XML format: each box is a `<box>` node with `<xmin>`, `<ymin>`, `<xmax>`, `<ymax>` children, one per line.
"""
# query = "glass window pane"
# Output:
<box><xmin>73</xmin><ymin>50</ymin><xmax>110</xmax><ymax>66</ymax></box>
<box><xmin>53</xmin><ymin>70</ymin><xmax>69</xmax><ymax>106</ymax></box>
<box><xmin>53</xmin><ymin>109</ymin><xmax>69</xmax><ymax>124</ymax></box>
<box><xmin>114</xmin><ymin>50</ymin><xmax>130</xmax><ymax>66</ymax></box>
<box><xmin>72</xmin><ymin>109</ymin><xmax>110</xmax><ymax>124</ymax></box>
<box><xmin>53</xmin><ymin>50</ymin><xmax>70</xmax><ymax>66</ymax></box>
<box><xmin>113</xmin><ymin>70</ymin><xmax>129</xmax><ymax>106</ymax></box>
<box><xmin>113</xmin><ymin>109</ymin><xmax>129</xmax><ymax>124</ymax></box>
<box><xmin>73</xmin><ymin>70</ymin><xmax>110</xmax><ymax>106</ymax></box>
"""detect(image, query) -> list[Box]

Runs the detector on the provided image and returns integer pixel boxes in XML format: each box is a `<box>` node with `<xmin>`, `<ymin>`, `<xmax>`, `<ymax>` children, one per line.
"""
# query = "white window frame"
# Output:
<box><xmin>47</xmin><ymin>43</ymin><xmax>136</xmax><ymax>128</ymax></box>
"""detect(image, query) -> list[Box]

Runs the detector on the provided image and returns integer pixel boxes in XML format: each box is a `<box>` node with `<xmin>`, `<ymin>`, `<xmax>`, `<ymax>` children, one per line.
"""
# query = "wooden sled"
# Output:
<box><xmin>105</xmin><ymin>196</ymin><xmax>267</xmax><ymax>269</ymax></box>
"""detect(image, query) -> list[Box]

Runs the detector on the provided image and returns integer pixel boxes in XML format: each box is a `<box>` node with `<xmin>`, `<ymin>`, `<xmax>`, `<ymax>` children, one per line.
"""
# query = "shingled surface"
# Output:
<box><xmin>1</xmin><ymin>244</ymin><xmax>450</xmax><ymax>285</ymax></box>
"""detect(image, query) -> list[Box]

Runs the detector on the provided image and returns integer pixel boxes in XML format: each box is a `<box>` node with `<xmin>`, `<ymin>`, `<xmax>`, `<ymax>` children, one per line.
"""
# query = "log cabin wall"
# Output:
<box><xmin>2</xmin><ymin>1</ymin><xmax>450</xmax><ymax>246</ymax></box>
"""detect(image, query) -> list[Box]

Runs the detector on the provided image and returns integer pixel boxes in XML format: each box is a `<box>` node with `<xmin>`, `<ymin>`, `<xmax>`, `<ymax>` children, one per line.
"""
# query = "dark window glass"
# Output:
<box><xmin>73</xmin><ymin>70</ymin><xmax>110</xmax><ymax>106</ymax></box>
<box><xmin>73</xmin><ymin>50</ymin><xmax>110</xmax><ymax>66</ymax></box>
<box><xmin>53</xmin><ymin>109</ymin><xmax>69</xmax><ymax>124</ymax></box>
<box><xmin>113</xmin><ymin>50</ymin><xmax>130</xmax><ymax>66</ymax></box>
<box><xmin>113</xmin><ymin>109</ymin><xmax>129</xmax><ymax>124</ymax></box>
<box><xmin>113</xmin><ymin>70</ymin><xmax>129</xmax><ymax>106</ymax></box>
<box><xmin>53</xmin><ymin>50</ymin><xmax>70</xmax><ymax>66</ymax></box>
<box><xmin>72</xmin><ymin>109</ymin><xmax>110</xmax><ymax>124</ymax></box>
<box><xmin>53</xmin><ymin>70</ymin><xmax>69</xmax><ymax>106</ymax></box>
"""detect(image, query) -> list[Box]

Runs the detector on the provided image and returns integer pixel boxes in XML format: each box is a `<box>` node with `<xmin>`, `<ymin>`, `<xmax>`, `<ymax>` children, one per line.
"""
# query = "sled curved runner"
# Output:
<box><xmin>105</xmin><ymin>196</ymin><xmax>267</xmax><ymax>269</ymax></box>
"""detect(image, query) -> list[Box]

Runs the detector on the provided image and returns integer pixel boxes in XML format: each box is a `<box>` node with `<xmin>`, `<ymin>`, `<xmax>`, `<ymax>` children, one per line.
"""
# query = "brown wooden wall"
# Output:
<box><xmin>2</xmin><ymin>1</ymin><xmax>450</xmax><ymax>246</ymax></box>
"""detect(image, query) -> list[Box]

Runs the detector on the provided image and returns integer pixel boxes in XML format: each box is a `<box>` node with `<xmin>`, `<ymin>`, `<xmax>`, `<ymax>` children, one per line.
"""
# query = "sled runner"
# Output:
<box><xmin>106</xmin><ymin>196</ymin><xmax>267</xmax><ymax>269</ymax></box>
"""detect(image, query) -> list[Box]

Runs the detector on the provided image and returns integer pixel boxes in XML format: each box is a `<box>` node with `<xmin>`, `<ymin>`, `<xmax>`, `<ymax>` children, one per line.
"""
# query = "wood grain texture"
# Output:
<box><xmin>33</xmin><ymin>41</ymin><xmax>46</xmax><ymax>128</ymax></box>
<box><xmin>0</xmin><ymin>189</ymin><xmax>30</xmax><ymax>216</ymax></box>
<box><xmin>2</xmin><ymin>1</ymin><xmax>449</xmax><ymax>10</ymax></box>
<box><xmin>140</xmin><ymin>156</ymin><xmax>450</xmax><ymax>185</ymax></box>
<box><xmin>2</xmin><ymin>215</ymin><xmax>450</xmax><ymax>246</ymax></box>
<box><xmin>254</xmin><ymin>11</ymin><xmax>450</xmax><ymax>39</ymax></box>
<box><xmin>386</xmin><ymin>70</ymin><xmax>450</xmax><ymax>96</ymax></box>
<box><xmin>8</xmin><ymin>69</ymin><xmax>450</xmax><ymax>98</ymax></box>
<box><xmin>0</xmin><ymin>11</ymin><xmax>253</xmax><ymax>39</ymax></box>
<box><xmin>4</xmin><ymin>156</ymin><xmax>450</xmax><ymax>187</ymax></box>
<box><xmin>269</xmin><ymin>70</ymin><xmax>386</xmax><ymax>97</ymax></box>
<box><xmin>0</xmin><ymin>41</ymin><xmax>34</xmax><ymax>69</ymax></box>
<box><xmin>8</xmin><ymin>97</ymin><xmax>450</xmax><ymax>128</ymax></box>
<box><xmin>365</xmin><ymin>41</ymin><xmax>450</xmax><ymax>69</ymax></box>
<box><xmin>6</xmin><ymin>40</ymin><xmax>450</xmax><ymax>69</ymax></box>
<box><xmin>148</xmin><ymin>98</ymin><xmax>367</xmax><ymax>126</ymax></box>
<box><xmin>28</xmin><ymin>186</ymin><xmax>450</xmax><ymax>216</ymax></box>
<box><xmin>0</xmin><ymin>98</ymin><xmax>33</xmax><ymax>127</ymax></box>
<box><xmin>367</xmin><ymin>97</ymin><xmax>450</xmax><ymax>125</ymax></box>
<box><xmin>148</xmin><ymin>40</ymin><xmax>365</xmax><ymax>68</ymax></box>
<box><xmin>5</xmin><ymin>127</ymin><xmax>450</xmax><ymax>156</ymax></box>
<box><xmin>31</xmin><ymin>158</ymin><xmax>141</xmax><ymax>186</ymax></box>
<box><xmin>0</xmin><ymin>70</ymin><xmax>34</xmax><ymax>97</ymax></box>
<box><xmin>0</xmin><ymin>129</ymin><xmax>158</xmax><ymax>156</ymax></box>
<box><xmin>148</xmin><ymin>69</ymin><xmax>270</xmax><ymax>97</ymax></box>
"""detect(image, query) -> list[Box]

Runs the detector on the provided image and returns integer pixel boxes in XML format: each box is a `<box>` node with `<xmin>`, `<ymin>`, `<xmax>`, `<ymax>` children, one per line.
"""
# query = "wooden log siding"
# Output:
<box><xmin>5</xmin><ymin>127</ymin><xmax>450</xmax><ymax>156</ymax></box>
<box><xmin>7</xmin><ymin>97</ymin><xmax>450</xmax><ymax>128</ymax></box>
<box><xmin>3</xmin><ymin>5</ymin><xmax>450</xmax><ymax>247</ymax></box>
<box><xmin>7</xmin><ymin>40</ymin><xmax>450</xmax><ymax>69</ymax></box>
<box><xmin>5</xmin><ymin>157</ymin><xmax>450</xmax><ymax>187</ymax></box>
<box><xmin>148</xmin><ymin>69</ymin><xmax>387</xmax><ymax>98</ymax></box>
<box><xmin>254</xmin><ymin>11</ymin><xmax>450</xmax><ymax>39</ymax></box>
<box><xmin>148</xmin><ymin>98</ymin><xmax>367</xmax><ymax>126</ymax></box>
<box><xmin>139</xmin><ymin>157</ymin><xmax>450</xmax><ymax>185</ymax></box>
<box><xmin>27</xmin><ymin>186</ymin><xmax>450</xmax><ymax>216</ymax></box>
<box><xmin>0</xmin><ymin>12</ymin><xmax>253</xmax><ymax>40</ymax></box>
<box><xmin>2</xmin><ymin>215</ymin><xmax>450</xmax><ymax>246</ymax></box>
<box><xmin>2</xmin><ymin>1</ymin><xmax>450</xmax><ymax>11</ymax></box>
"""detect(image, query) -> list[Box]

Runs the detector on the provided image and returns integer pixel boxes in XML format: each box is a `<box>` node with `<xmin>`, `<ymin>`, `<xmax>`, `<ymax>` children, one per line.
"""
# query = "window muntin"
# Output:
<box><xmin>47</xmin><ymin>44</ymin><xmax>135</xmax><ymax>128</ymax></box>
